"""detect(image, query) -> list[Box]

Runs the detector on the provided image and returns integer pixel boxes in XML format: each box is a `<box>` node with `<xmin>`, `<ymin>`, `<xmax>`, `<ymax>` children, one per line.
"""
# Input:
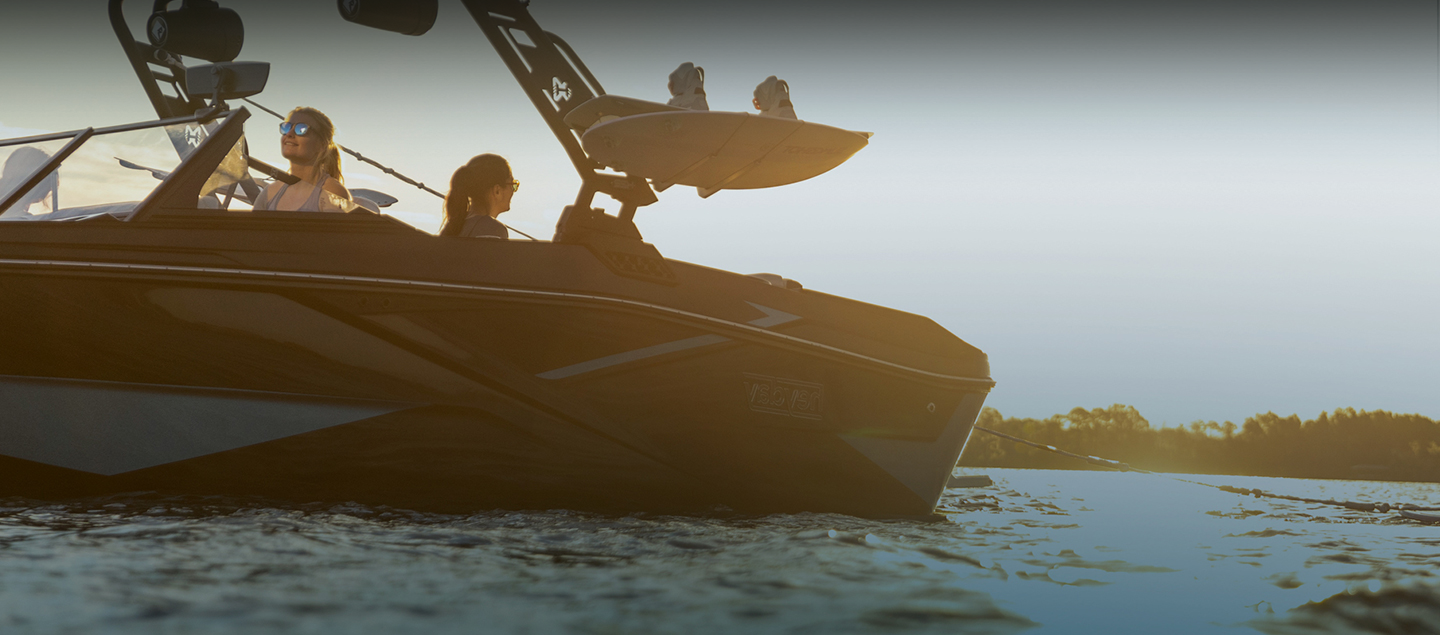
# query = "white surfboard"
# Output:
<box><xmin>349</xmin><ymin>188</ymin><xmax>398</xmax><ymax>208</ymax></box>
<box><xmin>580</xmin><ymin>110</ymin><xmax>869</xmax><ymax>197</ymax></box>
<box><xmin>564</xmin><ymin>95</ymin><xmax>684</xmax><ymax>131</ymax></box>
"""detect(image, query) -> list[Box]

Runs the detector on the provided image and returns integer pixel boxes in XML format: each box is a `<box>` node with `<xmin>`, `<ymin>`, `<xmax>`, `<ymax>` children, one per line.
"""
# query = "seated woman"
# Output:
<box><xmin>0</xmin><ymin>147</ymin><xmax>58</xmax><ymax>219</ymax></box>
<box><xmin>253</xmin><ymin>107</ymin><xmax>353</xmax><ymax>212</ymax></box>
<box><xmin>439</xmin><ymin>154</ymin><xmax>517</xmax><ymax>238</ymax></box>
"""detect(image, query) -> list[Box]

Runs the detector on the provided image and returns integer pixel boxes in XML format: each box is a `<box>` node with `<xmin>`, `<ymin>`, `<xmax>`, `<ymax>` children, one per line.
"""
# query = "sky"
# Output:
<box><xmin>1</xmin><ymin>0</ymin><xmax>1437</xmax><ymax>427</ymax></box>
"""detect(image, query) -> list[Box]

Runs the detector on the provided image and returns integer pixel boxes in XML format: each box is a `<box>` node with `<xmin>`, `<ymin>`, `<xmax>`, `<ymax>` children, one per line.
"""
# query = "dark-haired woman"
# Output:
<box><xmin>254</xmin><ymin>107</ymin><xmax>353</xmax><ymax>212</ymax></box>
<box><xmin>439</xmin><ymin>154</ymin><xmax>517</xmax><ymax>238</ymax></box>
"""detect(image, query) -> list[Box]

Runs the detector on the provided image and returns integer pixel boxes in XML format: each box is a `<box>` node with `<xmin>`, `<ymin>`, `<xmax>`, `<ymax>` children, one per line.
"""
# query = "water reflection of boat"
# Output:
<box><xmin>0</xmin><ymin>0</ymin><xmax>994</xmax><ymax>516</ymax></box>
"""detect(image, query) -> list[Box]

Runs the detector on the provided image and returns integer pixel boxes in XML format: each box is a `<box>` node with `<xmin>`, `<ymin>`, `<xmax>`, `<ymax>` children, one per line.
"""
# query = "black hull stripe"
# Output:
<box><xmin>0</xmin><ymin>259</ymin><xmax>996</xmax><ymax>389</ymax></box>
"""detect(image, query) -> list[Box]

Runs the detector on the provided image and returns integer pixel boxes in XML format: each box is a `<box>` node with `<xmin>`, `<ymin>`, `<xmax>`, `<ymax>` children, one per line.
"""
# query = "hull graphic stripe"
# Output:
<box><xmin>744</xmin><ymin>302</ymin><xmax>801</xmax><ymax>328</ymax></box>
<box><xmin>0</xmin><ymin>259</ymin><xmax>994</xmax><ymax>389</ymax></box>
<box><xmin>537</xmin><ymin>303</ymin><xmax>800</xmax><ymax>380</ymax></box>
<box><xmin>537</xmin><ymin>335</ymin><xmax>729</xmax><ymax>379</ymax></box>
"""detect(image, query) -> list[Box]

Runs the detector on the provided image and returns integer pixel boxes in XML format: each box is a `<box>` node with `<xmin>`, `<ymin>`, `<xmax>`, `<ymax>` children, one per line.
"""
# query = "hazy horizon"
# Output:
<box><xmin>2</xmin><ymin>0</ymin><xmax>1437</xmax><ymax>427</ymax></box>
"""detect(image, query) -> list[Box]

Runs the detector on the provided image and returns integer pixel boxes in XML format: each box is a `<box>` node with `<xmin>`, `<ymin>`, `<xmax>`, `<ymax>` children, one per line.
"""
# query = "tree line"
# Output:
<box><xmin>959</xmin><ymin>405</ymin><xmax>1440</xmax><ymax>482</ymax></box>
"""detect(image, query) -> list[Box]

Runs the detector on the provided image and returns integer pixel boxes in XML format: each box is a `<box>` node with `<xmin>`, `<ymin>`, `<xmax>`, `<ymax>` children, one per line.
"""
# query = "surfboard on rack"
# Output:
<box><xmin>564</xmin><ymin>95</ymin><xmax>684</xmax><ymax>131</ymax></box>
<box><xmin>580</xmin><ymin>110</ymin><xmax>870</xmax><ymax>198</ymax></box>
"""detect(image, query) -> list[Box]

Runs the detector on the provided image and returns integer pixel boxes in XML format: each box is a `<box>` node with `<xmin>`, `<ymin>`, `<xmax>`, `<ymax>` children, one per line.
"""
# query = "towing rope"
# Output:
<box><xmin>972</xmin><ymin>426</ymin><xmax>1440</xmax><ymax>514</ymax></box>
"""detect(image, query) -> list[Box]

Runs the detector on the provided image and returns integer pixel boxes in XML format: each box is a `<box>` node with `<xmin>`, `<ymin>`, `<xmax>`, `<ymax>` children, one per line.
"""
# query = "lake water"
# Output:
<box><xmin>2</xmin><ymin>468</ymin><xmax>1437</xmax><ymax>634</ymax></box>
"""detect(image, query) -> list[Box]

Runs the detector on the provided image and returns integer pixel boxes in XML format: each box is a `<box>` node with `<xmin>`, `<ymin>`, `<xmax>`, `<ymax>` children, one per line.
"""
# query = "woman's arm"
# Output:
<box><xmin>323</xmin><ymin>179</ymin><xmax>352</xmax><ymax>201</ymax></box>
<box><xmin>253</xmin><ymin>181</ymin><xmax>282</xmax><ymax>211</ymax></box>
<box><xmin>319</xmin><ymin>178</ymin><xmax>358</xmax><ymax>213</ymax></box>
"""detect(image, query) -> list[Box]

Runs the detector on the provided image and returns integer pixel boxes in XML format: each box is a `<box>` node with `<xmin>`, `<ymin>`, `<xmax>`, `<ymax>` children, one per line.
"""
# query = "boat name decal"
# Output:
<box><xmin>744</xmin><ymin>373</ymin><xmax>824</xmax><ymax>421</ymax></box>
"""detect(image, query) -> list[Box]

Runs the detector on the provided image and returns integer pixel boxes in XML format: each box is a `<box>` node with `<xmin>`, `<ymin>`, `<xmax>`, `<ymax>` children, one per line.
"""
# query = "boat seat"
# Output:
<box><xmin>749</xmin><ymin>273</ymin><xmax>803</xmax><ymax>290</ymax></box>
<box><xmin>353</xmin><ymin>196</ymin><xmax>382</xmax><ymax>214</ymax></box>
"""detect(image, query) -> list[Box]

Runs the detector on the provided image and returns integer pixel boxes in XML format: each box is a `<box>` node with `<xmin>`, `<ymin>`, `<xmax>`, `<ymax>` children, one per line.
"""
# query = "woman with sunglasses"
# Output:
<box><xmin>253</xmin><ymin>107</ymin><xmax>353</xmax><ymax>212</ymax></box>
<box><xmin>439</xmin><ymin>154</ymin><xmax>518</xmax><ymax>238</ymax></box>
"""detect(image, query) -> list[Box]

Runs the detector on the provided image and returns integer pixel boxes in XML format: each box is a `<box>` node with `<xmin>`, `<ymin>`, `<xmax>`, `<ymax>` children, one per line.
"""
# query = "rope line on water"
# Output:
<box><xmin>971</xmin><ymin>426</ymin><xmax>1440</xmax><ymax>513</ymax></box>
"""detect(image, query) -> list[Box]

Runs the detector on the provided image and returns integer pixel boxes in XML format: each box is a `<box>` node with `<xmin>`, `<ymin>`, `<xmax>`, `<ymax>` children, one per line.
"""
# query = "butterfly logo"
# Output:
<box><xmin>551</xmin><ymin>77</ymin><xmax>572</xmax><ymax>102</ymax></box>
<box><xmin>184</xmin><ymin>125</ymin><xmax>207</xmax><ymax>148</ymax></box>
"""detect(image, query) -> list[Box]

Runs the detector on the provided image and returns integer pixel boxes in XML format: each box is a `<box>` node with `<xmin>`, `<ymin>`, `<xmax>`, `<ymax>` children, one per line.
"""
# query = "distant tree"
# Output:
<box><xmin>959</xmin><ymin>405</ymin><xmax>1440</xmax><ymax>483</ymax></box>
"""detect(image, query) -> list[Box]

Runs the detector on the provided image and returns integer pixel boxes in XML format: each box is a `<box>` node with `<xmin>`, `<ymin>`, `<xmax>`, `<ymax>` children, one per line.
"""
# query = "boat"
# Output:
<box><xmin>0</xmin><ymin>0</ymin><xmax>994</xmax><ymax>517</ymax></box>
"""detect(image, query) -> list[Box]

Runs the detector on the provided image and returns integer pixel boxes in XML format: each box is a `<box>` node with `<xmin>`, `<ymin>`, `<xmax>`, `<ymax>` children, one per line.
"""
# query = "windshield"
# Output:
<box><xmin>0</xmin><ymin>114</ymin><xmax>313</xmax><ymax>221</ymax></box>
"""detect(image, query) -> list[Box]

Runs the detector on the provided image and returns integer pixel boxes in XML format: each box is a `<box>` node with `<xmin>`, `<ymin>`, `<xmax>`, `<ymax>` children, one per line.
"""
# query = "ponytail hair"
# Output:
<box><xmin>440</xmin><ymin>154</ymin><xmax>511</xmax><ymax>236</ymax></box>
<box><xmin>287</xmin><ymin>106</ymin><xmax>343</xmax><ymax>184</ymax></box>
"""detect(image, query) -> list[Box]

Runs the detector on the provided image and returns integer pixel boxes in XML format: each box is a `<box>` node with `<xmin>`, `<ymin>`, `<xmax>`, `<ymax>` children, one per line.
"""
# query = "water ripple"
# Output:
<box><xmin>1</xmin><ymin>470</ymin><xmax>1437</xmax><ymax>633</ymax></box>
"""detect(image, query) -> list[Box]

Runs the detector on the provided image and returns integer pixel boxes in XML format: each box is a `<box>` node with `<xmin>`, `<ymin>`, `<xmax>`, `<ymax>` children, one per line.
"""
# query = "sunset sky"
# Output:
<box><xmin>2</xmin><ymin>0</ymin><xmax>1437</xmax><ymax>427</ymax></box>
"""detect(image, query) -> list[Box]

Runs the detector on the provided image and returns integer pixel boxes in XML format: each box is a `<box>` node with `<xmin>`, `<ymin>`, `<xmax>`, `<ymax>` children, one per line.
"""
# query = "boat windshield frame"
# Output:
<box><xmin>0</xmin><ymin>109</ymin><xmax>255</xmax><ymax>223</ymax></box>
<box><xmin>128</xmin><ymin>107</ymin><xmax>249</xmax><ymax>222</ymax></box>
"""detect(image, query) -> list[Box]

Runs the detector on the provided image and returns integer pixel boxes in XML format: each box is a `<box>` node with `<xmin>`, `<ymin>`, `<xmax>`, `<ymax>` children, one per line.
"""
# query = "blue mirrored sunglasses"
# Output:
<box><xmin>279</xmin><ymin>121</ymin><xmax>310</xmax><ymax>136</ymax></box>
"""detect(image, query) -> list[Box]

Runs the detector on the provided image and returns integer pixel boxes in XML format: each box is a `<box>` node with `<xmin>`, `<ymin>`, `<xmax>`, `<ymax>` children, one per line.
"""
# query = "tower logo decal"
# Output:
<box><xmin>183</xmin><ymin>125</ymin><xmax>207</xmax><ymax>149</ymax></box>
<box><xmin>551</xmin><ymin>77</ymin><xmax>572</xmax><ymax>102</ymax></box>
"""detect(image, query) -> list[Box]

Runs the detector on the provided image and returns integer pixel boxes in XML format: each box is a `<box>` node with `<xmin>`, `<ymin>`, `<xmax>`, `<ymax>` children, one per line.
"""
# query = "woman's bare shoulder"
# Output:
<box><xmin>323</xmin><ymin>179</ymin><xmax>352</xmax><ymax>200</ymax></box>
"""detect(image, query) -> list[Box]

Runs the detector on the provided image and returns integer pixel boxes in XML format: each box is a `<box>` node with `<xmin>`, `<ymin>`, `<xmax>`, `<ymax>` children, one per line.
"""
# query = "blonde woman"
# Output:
<box><xmin>254</xmin><ymin>107</ymin><xmax>353</xmax><ymax>212</ymax></box>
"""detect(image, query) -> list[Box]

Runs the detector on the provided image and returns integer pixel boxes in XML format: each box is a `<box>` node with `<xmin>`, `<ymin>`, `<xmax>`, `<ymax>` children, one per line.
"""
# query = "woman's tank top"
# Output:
<box><xmin>255</xmin><ymin>175</ymin><xmax>334</xmax><ymax>212</ymax></box>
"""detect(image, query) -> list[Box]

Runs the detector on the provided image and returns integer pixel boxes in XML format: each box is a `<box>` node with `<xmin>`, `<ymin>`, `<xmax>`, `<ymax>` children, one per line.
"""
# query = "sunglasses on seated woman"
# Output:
<box><xmin>278</xmin><ymin>121</ymin><xmax>310</xmax><ymax>136</ymax></box>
